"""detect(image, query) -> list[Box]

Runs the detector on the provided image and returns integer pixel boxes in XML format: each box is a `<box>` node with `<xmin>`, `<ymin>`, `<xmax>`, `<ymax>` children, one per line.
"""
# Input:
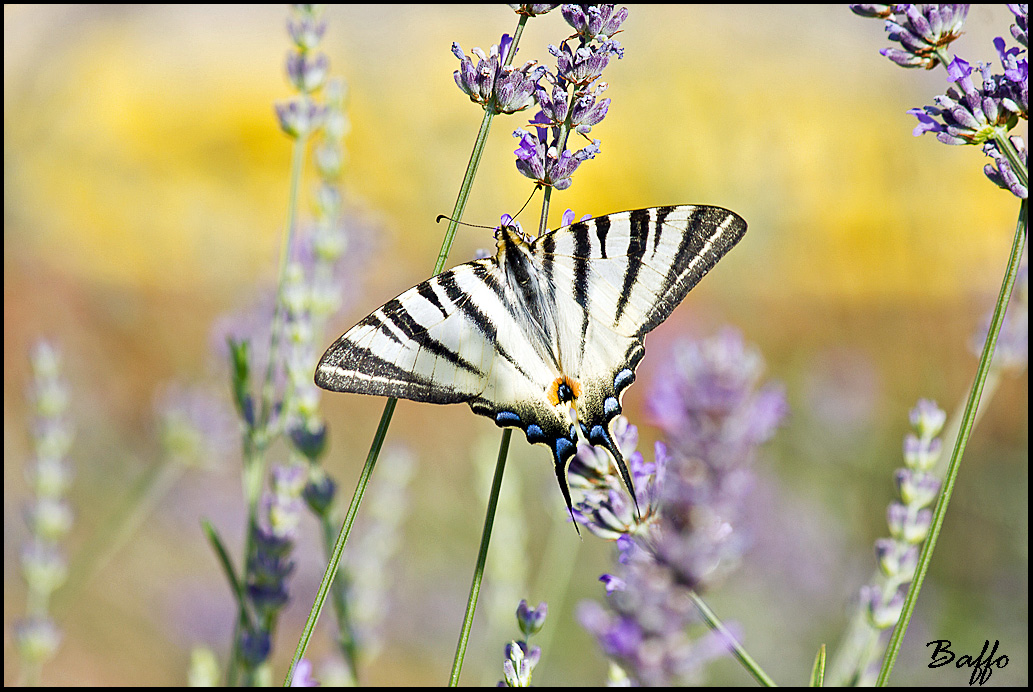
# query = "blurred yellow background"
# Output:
<box><xmin>4</xmin><ymin>4</ymin><xmax>1027</xmax><ymax>686</ymax></box>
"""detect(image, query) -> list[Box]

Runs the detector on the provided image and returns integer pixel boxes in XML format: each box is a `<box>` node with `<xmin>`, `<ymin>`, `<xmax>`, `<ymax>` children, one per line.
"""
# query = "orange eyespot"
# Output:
<box><xmin>547</xmin><ymin>375</ymin><xmax>581</xmax><ymax>406</ymax></box>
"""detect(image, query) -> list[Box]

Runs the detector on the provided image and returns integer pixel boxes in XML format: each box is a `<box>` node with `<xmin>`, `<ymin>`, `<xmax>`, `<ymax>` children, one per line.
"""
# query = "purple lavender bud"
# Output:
<box><xmin>453</xmin><ymin>37</ymin><xmax>542</xmax><ymax>114</ymax></box>
<box><xmin>286</xmin><ymin>51</ymin><xmax>329</xmax><ymax>93</ymax></box>
<box><xmin>535</xmin><ymin>84</ymin><xmax>570</xmax><ymax>125</ymax></box>
<box><xmin>275</xmin><ymin>98</ymin><xmax>325</xmax><ymax>138</ymax></box>
<box><xmin>908</xmin><ymin>399</ymin><xmax>946</xmax><ymax>439</ymax></box>
<box><xmin>290</xmin><ymin>659</ymin><xmax>319</xmax><ymax>687</ymax></box>
<box><xmin>494</xmin><ymin>62</ymin><xmax>546</xmax><ymax>114</ymax></box>
<box><xmin>288</xmin><ymin>419</ymin><xmax>327</xmax><ymax>461</ymax></box>
<box><xmin>550</xmin><ymin>40</ymin><xmax>623</xmax><ymax>86</ymax></box>
<box><xmin>303</xmin><ymin>468</ymin><xmax>336</xmax><ymax>516</ymax></box>
<box><xmin>239</xmin><ymin>629</ymin><xmax>272</xmax><ymax>667</ymax></box>
<box><xmin>599</xmin><ymin>573</ymin><xmax>626</xmax><ymax>594</ymax></box>
<box><xmin>563</xmin><ymin>4</ymin><xmax>628</xmax><ymax>40</ymax></box>
<box><xmin>1009</xmin><ymin>3</ymin><xmax>1028</xmax><ymax>47</ymax></box>
<box><xmin>452</xmin><ymin>42</ymin><xmax>498</xmax><ymax>106</ymax></box>
<box><xmin>903</xmin><ymin>432</ymin><xmax>941</xmax><ymax>471</ymax></box>
<box><xmin>869</xmin><ymin>4</ymin><xmax>969</xmax><ymax>70</ymax></box>
<box><xmin>874</xmin><ymin>538</ymin><xmax>918</xmax><ymax>578</ymax></box>
<box><xmin>508</xmin><ymin>4</ymin><xmax>559</xmax><ymax>17</ymax></box>
<box><xmin>849</xmin><ymin>4</ymin><xmax>894</xmax><ymax>19</ymax></box>
<box><xmin>570</xmin><ymin>92</ymin><xmax>611</xmax><ymax>134</ymax></box>
<box><xmin>513</xmin><ymin>129</ymin><xmax>547</xmax><ymax>181</ymax></box>
<box><xmin>14</xmin><ymin>618</ymin><xmax>61</xmax><ymax>665</ymax></box>
<box><xmin>862</xmin><ymin>585</ymin><xmax>905</xmax><ymax>629</ymax></box>
<box><xmin>287</xmin><ymin>15</ymin><xmax>326</xmax><ymax>51</ymax></box>
<box><xmin>516</xmin><ymin>599</ymin><xmax>548</xmax><ymax>637</ymax></box>
<box><xmin>894</xmin><ymin>468</ymin><xmax>941</xmax><ymax>509</ymax></box>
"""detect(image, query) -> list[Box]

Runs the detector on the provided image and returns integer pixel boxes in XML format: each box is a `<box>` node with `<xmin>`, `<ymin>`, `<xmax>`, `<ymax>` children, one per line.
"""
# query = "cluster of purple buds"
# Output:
<box><xmin>562</xmin><ymin>4</ymin><xmax>628</xmax><ymax>41</ymax></box>
<box><xmin>862</xmin><ymin>400</ymin><xmax>947</xmax><ymax>632</ymax></box>
<box><xmin>499</xmin><ymin>600</ymin><xmax>547</xmax><ymax>687</ymax></box>
<box><xmin>276</xmin><ymin>5</ymin><xmax>329</xmax><ymax>138</ymax></box>
<box><xmin>854</xmin><ymin>5</ymin><xmax>1028</xmax><ymax>198</ymax></box>
<box><xmin>512</xmin><ymin>121</ymin><xmax>601</xmax><ymax>191</ymax></box>
<box><xmin>910</xmin><ymin>57</ymin><xmax>1023</xmax><ymax>146</ymax></box>
<box><xmin>245</xmin><ymin>463</ymin><xmax>305</xmax><ymax>650</ymax></box>
<box><xmin>452</xmin><ymin>35</ymin><xmax>546</xmax><ymax>115</ymax></box>
<box><xmin>850</xmin><ymin>4</ymin><xmax>969</xmax><ymax>69</ymax></box>
<box><xmin>510</xmin><ymin>4</ymin><xmax>628</xmax><ymax>191</ymax></box>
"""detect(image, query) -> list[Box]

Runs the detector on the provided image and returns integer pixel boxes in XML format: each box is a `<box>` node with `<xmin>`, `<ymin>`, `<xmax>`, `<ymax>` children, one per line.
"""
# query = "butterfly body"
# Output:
<box><xmin>316</xmin><ymin>205</ymin><xmax>746</xmax><ymax>517</ymax></box>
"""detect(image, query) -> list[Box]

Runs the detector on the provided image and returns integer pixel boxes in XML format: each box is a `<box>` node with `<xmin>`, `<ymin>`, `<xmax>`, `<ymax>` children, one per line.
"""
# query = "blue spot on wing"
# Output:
<box><xmin>554</xmin><ymin>437</ymin><xmax>576</xmax><ymax>461</ymax></box>
<box><xmin>604</xmin><ymin>396</ymin><xmax>620</xmax><ymax>416</ymax></box>
<box><xmin>526</xmin><ymin>424</ymin><xmax>546</xmax><ymax>443</ymax></box>
<box><xmin>495</xmin><ymin>411</ymin><xmax>521</xmax><ymax>427</ymax></box>
<box><xmin>614</xmin><ymin>368</ymin><xmax>635</xmax><ymax>392</ymax></box>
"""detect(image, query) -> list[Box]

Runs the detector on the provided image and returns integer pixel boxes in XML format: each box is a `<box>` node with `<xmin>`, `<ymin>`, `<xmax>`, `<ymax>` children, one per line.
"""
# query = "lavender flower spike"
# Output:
<box><xmin>882</xmin><ymin>4</ymin><xmax>970</xmax><ymax>70</ymax></box>
<box><xmin>452</xmin><ymin>36</ymin><xmax>544</xmax><ymax>114</ymax></box>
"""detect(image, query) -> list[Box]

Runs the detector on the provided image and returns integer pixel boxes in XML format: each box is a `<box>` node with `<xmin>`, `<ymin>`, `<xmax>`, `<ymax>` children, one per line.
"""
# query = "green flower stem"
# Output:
<box><xmin>284</xmin><ymin>398</ymin><xmax>397</xmax><ymax>686</ymax></box>
<box><xmin>876</xmin><ymin>200</ymin><xmax>1027</xmax><ymax>686</ymax></box>
<box><xmin>449</xmin><ymin>429</ymin><xmax>513</xmax><ymax>686</ymax></box>
<box><xmin>318</xmin><ymin>512</ymin><xmax>359</xmax><ymax>682</ymax></box>
<box><xmin>689</xmin><ymin>591</ymin><xmax>776</xmax><ymax>687</ymax></box>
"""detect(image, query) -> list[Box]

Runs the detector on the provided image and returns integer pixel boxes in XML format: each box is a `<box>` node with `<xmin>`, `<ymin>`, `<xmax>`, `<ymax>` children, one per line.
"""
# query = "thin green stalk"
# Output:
<box><xmin>284</xmin><ymin>398</ymin><xmax>397</xmax><ymax>685</ymax></box>
<box><xmin>876</xmin><ymin>200</ymin><xmax>1027</xmax><ymax>685</ymax></box>
<box><xmin>449</xmin><ymin>429</ymin><xmax>513</xmax><ymax>686</ymax></box>
<box><xmin>689</xmin><ymin>591</ymin><xmax>776</xmax><ymax>687</ymax></box>
<box><xmin>318</xmin><ymin>513</ymin><xmax>359</xmax><ymax>680</ymax></box>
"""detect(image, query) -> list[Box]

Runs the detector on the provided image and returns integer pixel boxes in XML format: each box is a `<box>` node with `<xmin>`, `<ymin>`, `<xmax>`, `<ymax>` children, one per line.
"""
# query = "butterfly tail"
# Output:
<box><xmin>543</xmin><ymin>435</ymin><xmax>582</xmax><ymax>537</ymax></box>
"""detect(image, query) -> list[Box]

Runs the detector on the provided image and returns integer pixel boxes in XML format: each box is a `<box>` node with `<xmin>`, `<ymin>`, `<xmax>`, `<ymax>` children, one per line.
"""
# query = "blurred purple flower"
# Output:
<box><xmin>290</xmin><ymin>659</ymin><xmax>319</xmax><ymax>687</ymax></box>
<box><xmin>1011</xmin><ymin>3</ymin><xmax>1029</xmax><ymax>47</ymax></box>
<box><xmin>578</xmin><ymin>329</ymin><xmax>786</xmax><ymax>685</ymax></box>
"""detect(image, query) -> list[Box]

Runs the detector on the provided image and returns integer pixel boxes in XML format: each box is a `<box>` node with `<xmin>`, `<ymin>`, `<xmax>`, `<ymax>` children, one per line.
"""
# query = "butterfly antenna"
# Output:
<box><xmin>510</xmin><ymin>184</ymin><xmax>541</xmax><ymax>227</ymax></box>
<box><xmin>434</xmin><ymin>214</ymin><xmax>496</xmax><ymax>230</ymax></box>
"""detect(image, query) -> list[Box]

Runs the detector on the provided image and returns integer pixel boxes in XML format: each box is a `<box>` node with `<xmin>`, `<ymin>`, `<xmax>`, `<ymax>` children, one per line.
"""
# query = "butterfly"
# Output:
<box><xmin>315</xmin><ymin>205</ymin><xmax>746</xmax><ymax>520</ymax></box>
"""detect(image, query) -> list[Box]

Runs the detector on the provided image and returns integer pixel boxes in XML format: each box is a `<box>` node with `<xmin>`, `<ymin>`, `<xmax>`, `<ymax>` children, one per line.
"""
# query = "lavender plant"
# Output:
<box><xmin>195</xmin><ymin>4</ymin><xmax>372</xmax><ymax>686</ymax></box>
<box><xmin>14</xmin><ymin>342</ymin><xmax>74</xmax><ymax>687</ymax></box>
<box><xmin>575</xmin><ymin>330</ymin><xmax>787</xmax><ymax>685</ymax></box>
<box><xmin>839</xmin><ymin>4</ymin><xmax>1029</xmax><ymax>684</ymax></box>
<box><xmin>499</xmin><ymin>600</ymin><xmax>549</xmax><ymax>687</ymax></box>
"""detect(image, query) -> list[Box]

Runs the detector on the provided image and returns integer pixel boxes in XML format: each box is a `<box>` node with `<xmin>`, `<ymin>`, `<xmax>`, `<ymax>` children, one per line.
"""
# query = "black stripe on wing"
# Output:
<box><xmin>380</xmin><ymin>297</ymin><xmax>484</xmax><ymax>377</ymax></box>
<box><xmin>636</xmin><ymin>206</ymin><xmax>746</xmax><ymax>336</ymax></box>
